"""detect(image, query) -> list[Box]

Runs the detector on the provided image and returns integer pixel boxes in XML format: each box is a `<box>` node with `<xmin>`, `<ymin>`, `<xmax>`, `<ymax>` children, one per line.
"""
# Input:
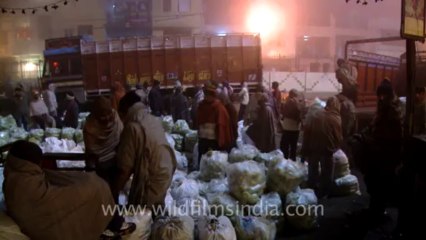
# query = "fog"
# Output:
<box><xmin>0</xmin><ymin>0</ymin><xmax>422</xmax><ymax>82</ymax></box>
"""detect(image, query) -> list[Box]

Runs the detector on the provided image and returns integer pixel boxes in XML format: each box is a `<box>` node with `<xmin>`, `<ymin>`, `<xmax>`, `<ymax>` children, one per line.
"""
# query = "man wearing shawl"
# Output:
<box><xmin>3</xmin><ymin>140</ymin><xmax>115</xmax><ymax>240</ymax></box>
<box><xmin>83</xmin><ymin>96</ymin><xmax>135</xmax><ymax>238</ymax></box>
<box><xmin>113</xmin><ymin>91</ymin><xmax>176</xmax><ymax>213</ymax></box>
<box><xmin>246</xmin><ymin>94</ymin><xmax>277</xmax><ymax>153</ymax></box>
<box><xmin>302</xmin><ymin>96</ymin><xmax>343</xmax><ymax>198</ymax></box>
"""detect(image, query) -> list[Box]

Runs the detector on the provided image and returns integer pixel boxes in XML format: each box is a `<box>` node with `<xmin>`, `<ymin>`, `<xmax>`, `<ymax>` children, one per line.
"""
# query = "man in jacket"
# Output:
<box><xmin>195</xmin><ymin>84</ymin><xmax>232</xmax><ymax>169</ymax></box>
<box><xmin>148</xmin><ymin>80</ymin><xmax>164</xmax><ymax>117</ymax></box>
<box><xmin>302</xmin><ymin>96</ymin><xmax>343</xmax><ymax>198</ymax></box>
<box><xmin>113</xmin><ymin>91</ymin><xmax>176</xmax><ymax>212</ymax></box>
<box><xmin>61</xmin><ymin>91</ymin><xmax>79</xmax><ymax>128</ymax></box>
<box><xmin>336</xmin><ymin>59</ymin><xmax>358</xmax><ymax>103</ymax></box>
<box><xmin>170</xmin><ymin>86</ymin><xmax>190</xmax><ymax>122</ymax></box>
<box><xmin>280</xmin><ymin>89</ymin><xmax>302</xmax><ymax>161</ymax></box>
<box><xmin>238</xmin><ymin>81</ymin><xmax>250</xmax><ymax>121</ymax></box>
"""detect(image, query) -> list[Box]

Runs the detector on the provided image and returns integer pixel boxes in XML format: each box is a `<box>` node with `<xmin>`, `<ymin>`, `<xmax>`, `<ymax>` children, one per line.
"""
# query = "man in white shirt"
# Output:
<box><xmin>43</xmin><ymin>83</ymin><xmax>58</xmax><ymax>117</ymax></box>
<box><xmin>29</xmin><ymin>90</ymin><xmax>51</xmax><ymax>129</ymax></box>
<box><xmin>238</xmin><ymin>81</ymin><xmax>249</xmax><ymax>121</ymax></box>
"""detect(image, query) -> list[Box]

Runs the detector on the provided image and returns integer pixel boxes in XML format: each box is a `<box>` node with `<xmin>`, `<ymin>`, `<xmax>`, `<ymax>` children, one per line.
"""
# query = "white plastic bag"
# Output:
<box><xmin>165</xmin><ymin>133</ymin><xmax>176</xmax><ymax>149</ymax></box>
<box><xmin>228</xmin><ymin>145</ymin><xmax>259</xmax><ymax>163</ymax></box>
<box><xmin>255</xmin><ymin>150</ymin><xmax>284</xmax><ymax>167</ymax></box>
<box><xmin>198</xmin><ymin>216</ymin><xmax>237</xmax><ymax>240</ymax></box>
<box><xmin>334</xmin><ymin>174</ymin><xmax>361</xmax><ymax>196</ymax></box>
<box><xmin>175</xmin><ymin>196</ymin><xmax>210</xmax><ymax>219</ymax></box>
<box><xmin>206</xmin><ymin>193</ymin><xmax>238</xmax><ymax>217</ymax></box>
<box><xmin>172</xmin><ymin>134</ymin><xmax>184</xmax><ymax>151</ymax></box>
<box><xmin>251</xmin><ymin>192</ymin><xmax>282</xmax><ymax>219</ymax></box>
<box><xmin>227</xmin><ymin>161</ymin><xmax>266</xmax><ymax>205</ymax></box>
<box><xmin>171</xmin><ymin>179</ymin><xmax>200</xmax><ymax>201</ymax></box>
<box><xmin>185</xmin><ymin>130</ymin><xmax>198</xmax><ymax>153</ymax></box>
<box><xmin>162</xmin><ymin>116</ymin><xmax>174</xmax><ymax>133</ymax></box>
<box><xmin>234</xmin><ymin>216</ymin><xmax>277</xmax><ymax>240</ymax></box>
<box><xmin>207</xmin><ymin>178</ymin><xmax>229</xmax><ymax>195</ymax></box>
<box><xmin>267</xmin><ymin>158</ymin><xmax>305</xmax><ymax>197</ymax></box>
<box><xmin>174</xmin><ymin>151</ymin><xmax>188</xmax><ymax>171</ymax></box>
<box><xmin>333</xmin><ymin>149</ymin><xmax>350</xmax><ymax>178</ymax></box>
<box><xmin>171</xmin><ymin>170</ymin><xmax>188</xmax><ymax>189</ymax></box>
<box><xmin>123</xmin><ymin>210</ymin><xmax>153</xmax><ymax>240</ymax></box>
<box><xmin>150</xmin><ymin>215</ymin><xmax>194</xmax><ymax>240</ymax></box>
<box><xmin>285</xmin><ymin>188</ymin><xmax>318</xmax><ymax>230</ymax></box>
<box><xmin>172</xmin><ymin>120</ymin><xmax>191</xmax><ymax>136</ymax></box>
<box><xmin>199</xmin><ymin>151</ymin><xmax>229</xmax><ymax>181</ymax></box>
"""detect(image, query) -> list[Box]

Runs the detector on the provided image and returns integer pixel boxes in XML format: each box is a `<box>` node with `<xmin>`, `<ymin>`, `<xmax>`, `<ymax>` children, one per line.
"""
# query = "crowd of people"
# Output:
<box><xmin>1</xmin><ymin>67</ymin><xmax>425</xmax><ymax>239</ymax></box>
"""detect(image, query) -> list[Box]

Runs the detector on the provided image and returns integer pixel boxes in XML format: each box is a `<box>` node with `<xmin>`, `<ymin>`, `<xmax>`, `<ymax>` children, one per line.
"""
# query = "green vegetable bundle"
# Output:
<box><xmin>199</xmin><ymin>151</ymin><xmax>229</xmax><ymax>181</ymax></box>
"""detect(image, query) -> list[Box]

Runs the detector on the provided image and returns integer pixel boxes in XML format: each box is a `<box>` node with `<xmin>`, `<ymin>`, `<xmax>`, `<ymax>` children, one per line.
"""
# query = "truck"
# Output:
<box><xmin>41</xmin><ymin>34</ymin><xmax>263</xmax><ymax>102</ymax></box>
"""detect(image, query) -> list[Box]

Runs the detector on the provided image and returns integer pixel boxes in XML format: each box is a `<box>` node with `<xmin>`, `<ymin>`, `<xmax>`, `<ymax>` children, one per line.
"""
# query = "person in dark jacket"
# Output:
<box><xmin>170</xmin><ymin>86</ymin><xmax>190</xmax><ymax>122</ymax></box>
<box><xmin>12</xmin><ymin>87</ymin><xmax>29</xmax><ymax>130</ymax></box>
<box><xmin>246</xmin><ymin>94</ymin><xmax>277</xmax><ymax>153</ymax></box>
<box><xmin>280</xmin><ymin>89</ymin><xmax>302</xmax><ymax>161</ymax></box>
<box><xmin>148</xmin><ymin>80</ymin><xmax>164</xmax><ymax>117</ymax></box>
<box><xmin>360</xmin><ymin>79</ymin><xmax>403</xmax><ymax>224</ymax></box>
<box><xmin>190</xmin><ymin>84</ymin><xmax>204</xmax><ymax>128</ymax></box>
<box><xmin>61</xmin><ymin>91</ymin><xmax>79</xmax><ymax>128</ymax></box>
<box><xmin>218</xmin><ymin>89</ymin><xmax>238</xmax><ymax>151</ymax></box>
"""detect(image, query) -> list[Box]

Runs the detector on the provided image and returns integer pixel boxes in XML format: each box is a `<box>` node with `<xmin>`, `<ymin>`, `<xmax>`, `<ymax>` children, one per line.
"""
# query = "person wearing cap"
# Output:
<box><xmin>280</xmin><ymin>89</ymin><xmax>302</xmax><ymax>161</ymax></box>
<box><xmin>170</xmin><ymin>85</ymin><xmax>190</xmax><ymax>122</ymax></box>
<box><xmin>336</xmin><ymin>58</ymin><xmax>358</xmax><ymax>103</ymax></box>
<box><xmin>246</xmin><ymin>93</ymin><xmax>276</xmax><ymax>153</ymax></box>
<box><xmin>148</xmin><ymin>80</ymin><xmax>164</xmax><ymax>117</ymax></box>
<box><xmin>113</xmin><ymin>91</ymin><xmax>176</xmax><ymax>214</ymax></box>
<box><xmin>359</xmin><ymin>79</ymin><xmax>403</xmax><ymax>224</ymax></box>
<box><xmin>303</xmin><ymin>96</ymin><xmax>343</xmax><ymax>198</ymax></box>
<box><xmin>414</xmin><ymin>86</ymin><xmax>426</xmax><ymax>135</ymax></box>
<box><xmin>60</xmin><ymin>91</ymin><xmax>79</xmax><ymax>128</ymax></box>
<box><xmin>195</xmin><ymin>84</ymin><xmax>232</xmax><ymax>169</ymax></box>
<box><xmin>2</xmin><ymin>140</ymin><xmax>118</xmax><ymax>240</ymax></box>
<box><xmin>29</xmin><ymin>89</ymin><xmax>50</xmax><ymax>129</ymax></box>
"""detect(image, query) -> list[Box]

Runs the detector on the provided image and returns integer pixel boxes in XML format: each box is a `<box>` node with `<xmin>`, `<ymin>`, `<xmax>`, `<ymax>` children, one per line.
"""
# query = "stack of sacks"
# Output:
<box><xmin>333</xmin><ymin>149</ymin><xmax>361</xmax><ymax>196</ymax></box>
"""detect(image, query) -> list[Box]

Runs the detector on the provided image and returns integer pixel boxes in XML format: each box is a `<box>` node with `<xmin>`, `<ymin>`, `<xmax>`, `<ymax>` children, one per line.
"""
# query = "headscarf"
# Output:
<box><xmin>325</xmin><ymin>96</ymin><xmax>341</xmax><ymax>115</ymax></box>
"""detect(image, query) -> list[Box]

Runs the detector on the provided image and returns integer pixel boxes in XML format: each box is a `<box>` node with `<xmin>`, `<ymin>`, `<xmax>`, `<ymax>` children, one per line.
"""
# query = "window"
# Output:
<box><xmin>178</xmin><ymin>0</ymin><xmax>191</xmax><ymax>13</ymax></box>
<box><xmin>163</xmin><ymin>0</ymin><xmax>171</xmax><ymax>12</ymax></box>
<box><xmin>78</xmin><ymin>25</ymin><xmax>93</xmax><ymax>35</ymax></box>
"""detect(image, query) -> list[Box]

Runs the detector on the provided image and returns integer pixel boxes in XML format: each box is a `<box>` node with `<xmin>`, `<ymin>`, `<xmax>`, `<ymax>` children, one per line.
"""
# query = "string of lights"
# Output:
<box><xmin>345</xmin><ymin>0</ymin><xmax>385</xmax><ymax>5</ymax></box>
<box><xmin>0</xmin><ymin>0</ymin><xmax>79</xmax><ymax>15</ymax></box>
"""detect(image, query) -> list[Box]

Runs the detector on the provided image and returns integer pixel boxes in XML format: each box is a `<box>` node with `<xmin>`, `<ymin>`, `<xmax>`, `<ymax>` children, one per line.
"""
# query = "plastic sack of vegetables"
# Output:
<box><xmin>29</xmin><ymin>129</ymin><xmax>44</xmax><ymax>141</ymax></box>
<box><xmin>0</xmin><ymin>131</ymin><xmax>10</xmax><ymax>147</ymax></box>
<box><xmin>45</xmin><ymin>128</ymin><xmax>61</xmax><ymax>138</ymax></box>
<box><xmin>228</xmin><ymin>145</ymin><xmax>259</xmax><ymax>163</ymax></box>
<box><xmin>333</xmin><ymin>149</ymin><xmax>350</xmax><ymax>179</ymax></box>
<box><xmin>234</xmin><ymin>216</ymin><xmax>277</xmax><ymax>240</ymax></box>
<box><xmin>171</xmin><ymin>178</ymin><xmax>200</xmax><ymax>201</ymax></box>
<box><xmin>175</xmin><ymin>196</ymin><xmax>210</xmax><ymax>219</ymax></box>
<box><xmin>198</xmin><ymin>216</ymin><xmax>237</xmax><ymax>240</ymax></box>
<box><xmin>0</xmin><ymin>115</ymin><xmax>17</xmax><ymax>130</ymax></box>
<box><xmin>171</xmin><ymin>170</ymin><xmax>188</xmax><ymax>189</ymax></box>
<box><xmin>334</xmin><ymin>174</ymin><xmax>361</xmax><ymax>196</ymax></box>
<box><xmin>206</xmin><ymin>178</ymin><xmax>229</xmax><ymax>195</ymax></box>
<box><xmin>162</xmin><ymin>115</ymin><xmax>174</xmax><ymax>133</ymax></box>
<box><xmin>251</xmin><ymin>192</ymin><xmax>282</xmax><ymax>219</ymax></box>
<box><xmin>255</xmin><ymin>150</ymin><xmax>284</xmax><ymax>167</ymax></box>
<box><xmin>285</xmin><ymin>188</ymin><xmax>318</xmax><ymax>230</ymax></box>
<box><xmin>187</xmin><ymin>171</ymin><xmax>200</xmax><ymax>180</ymax></box>
<box><xmin>61</xmin><ymin>127</ymin><xmax>76</xmax><ymax>140</ymax></box>
<box><xmin>184</xmin><ymin>130</ymin><xmax>198</xmax><ymax>153</ymax></box>
<box><xmin>9</xmin><ymin>128</ymin><xmax>28</xmax><ymax>141</ymax></box>
<box><xmin>172</xmin><ymin>134</ymin><xmax>184</xmax><ymax>151</ymax></box>
<box><xmin>124</xmin><ymin>209</ymin><xmax>153</xmax><ymax>240</ymax></box>
<box><xmin>165</xmin><ymin>133</ymin><xmax>176</xmax><ymax>149</ymax></box>
<box><xmin>206</xmin><ymin>193</ymin><xmax>239</xmax><ymax>217</ymax></box>
<box><xmin>199</xmin><ymin>151</ymin><xmax>229</xmax><ymax>181</ymax></box>
<box><xmin>74</xmin><ymin>129</ymin><xmax>84</xmax><ymax>143</ymax></box>
<box><xmin>172</xmin><ymin>119</ymin><xmax>191</xmax><ymax>136</ymax></box>
<box><xmin>174</xmin><ymin>150</ymin><xmax>188</xmax><ymax>171</ymax></box>
<box><xmin>227</xmin><ymin>160</ymin><xmax>266</xmax><ymax>205</ymax></box>
<box><xmin>150</xmin><ymin>215</ymin><xmax>194</xmax><ymax>240</ymax></box>
<box><xmin>267</xmin><ymin>158</ymin><xmax>304</xmax><ymax>197</ymax></box>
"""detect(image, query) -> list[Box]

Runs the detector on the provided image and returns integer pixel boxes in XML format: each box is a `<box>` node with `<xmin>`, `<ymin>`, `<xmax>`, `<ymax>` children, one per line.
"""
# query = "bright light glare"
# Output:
<box><xmin>246</xmin><ymin>2</ymin><xmax>282</xmax><ymax>40</ymax></box>
<box><xmin>23</xmin><ymin>62</ymin><xmax>36</xmax><ymax>72</ymax></box>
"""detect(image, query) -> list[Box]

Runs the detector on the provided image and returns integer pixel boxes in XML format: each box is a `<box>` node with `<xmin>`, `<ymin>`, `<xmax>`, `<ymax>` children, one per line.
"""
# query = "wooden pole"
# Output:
<box><xmin>405</xmin><ymin>39</ymin><xmax>415</xmax><ymax>137</ymax></box>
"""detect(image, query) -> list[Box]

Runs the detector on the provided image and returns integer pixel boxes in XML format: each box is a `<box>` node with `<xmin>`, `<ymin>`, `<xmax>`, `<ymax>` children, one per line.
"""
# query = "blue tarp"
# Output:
<box><xmin>44</xmin><ymin>46</ymin><xmax>80</xmax><ymax>56</ymax></box>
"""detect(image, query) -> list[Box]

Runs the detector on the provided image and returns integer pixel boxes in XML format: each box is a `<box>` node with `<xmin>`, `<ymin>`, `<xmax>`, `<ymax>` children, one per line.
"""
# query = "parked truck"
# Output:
<box><xmin>41</xmin><ymin>34</ymin><xmax>262</xmax><ymax>102</ymax></box>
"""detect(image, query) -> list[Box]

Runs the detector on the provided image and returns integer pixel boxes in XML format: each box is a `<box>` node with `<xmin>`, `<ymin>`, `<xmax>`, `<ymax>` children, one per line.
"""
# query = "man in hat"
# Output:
<box><xmin>195</xmin><ymin>84</ymin><xmax>232</xmax><ymax>170</ymax></box>
<box><xmin>3</xmin><ymin>140</ymin><xmax>120</xmax><ymax>240</ymax></box>
<box><xmin>303</xmin><ymin>96</ymin><xmax>343</xmax><ymax>198</ymax></box>
<box><xmin>148</xmin><ymin>80</ymin><xmax>164</xmax><ymax>117</ymax></box>
<box><xmin>113</xmin><ymin>91</ymin><xmax>176</xmax><ymax>213</ymax></box>
<box><xmin>61</xmin><ymin>91</ymin><xmax>79</xmax><ymax>128</ymax></box>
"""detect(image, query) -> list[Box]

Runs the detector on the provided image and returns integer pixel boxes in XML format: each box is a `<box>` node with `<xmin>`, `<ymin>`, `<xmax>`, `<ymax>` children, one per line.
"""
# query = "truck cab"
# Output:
<box><xmin>42</xmin><ymin>35</ymin><xmax>93</xmax><ymax>103</ymax></box>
